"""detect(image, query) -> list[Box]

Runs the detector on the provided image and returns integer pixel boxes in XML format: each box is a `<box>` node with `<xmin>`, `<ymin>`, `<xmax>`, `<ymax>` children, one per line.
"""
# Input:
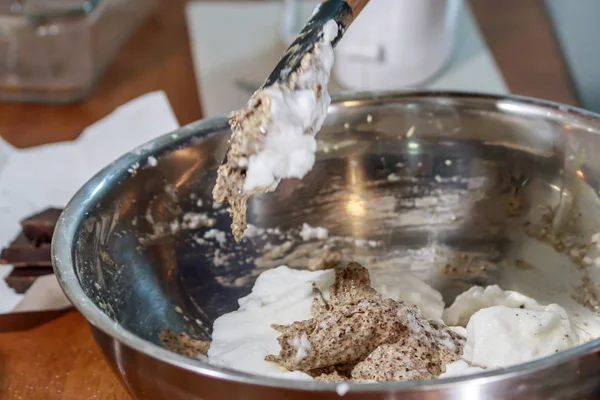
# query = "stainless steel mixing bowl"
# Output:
<box><xmin>53</xmin><ymin>92</ymin><xmax>600</xmax><ymax>399</ymax></box>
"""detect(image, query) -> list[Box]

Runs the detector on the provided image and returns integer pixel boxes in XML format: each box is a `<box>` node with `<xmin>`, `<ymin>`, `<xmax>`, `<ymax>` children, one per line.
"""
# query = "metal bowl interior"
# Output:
<box><xmin>53</xmin><ymin>92</ymin><xmax>600</xmax><ymax>399</ymax></box>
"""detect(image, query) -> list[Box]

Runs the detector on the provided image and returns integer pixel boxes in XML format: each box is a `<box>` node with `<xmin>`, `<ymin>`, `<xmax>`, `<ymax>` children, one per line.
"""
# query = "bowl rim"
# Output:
<box><xmin>52</xmin><ymin>90</ymin><xmax>600</xmax><ymax>393</ymax></box>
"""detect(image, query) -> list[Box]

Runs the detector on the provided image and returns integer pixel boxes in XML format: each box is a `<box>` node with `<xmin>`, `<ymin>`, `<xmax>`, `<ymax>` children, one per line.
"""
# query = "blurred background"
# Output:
<box><xmin>0</xmin><ymin>0</ymin><xmax>595</xmax><ymax>148</ymax></box>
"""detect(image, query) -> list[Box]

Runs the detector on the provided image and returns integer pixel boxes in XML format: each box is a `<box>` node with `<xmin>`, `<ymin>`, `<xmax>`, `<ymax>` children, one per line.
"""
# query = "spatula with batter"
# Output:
<box><xmin>213</xmin><ymin>0</ymin><xmax>370</xmax><ymax>241</ymax></box>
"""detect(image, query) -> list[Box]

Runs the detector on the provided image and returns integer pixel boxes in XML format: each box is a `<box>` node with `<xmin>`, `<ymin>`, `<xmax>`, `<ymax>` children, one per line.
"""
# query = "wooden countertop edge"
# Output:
<box><xmin>470</xmin><ymin>0</ymin><xmax>580</xmax><ymax>106</ymax></box>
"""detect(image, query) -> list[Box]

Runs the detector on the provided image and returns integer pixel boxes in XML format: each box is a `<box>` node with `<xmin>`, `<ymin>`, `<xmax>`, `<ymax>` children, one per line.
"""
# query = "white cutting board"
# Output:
<box><xmin>185</xmin><ymin>1</ymin><xmax>508</xmax><ymax>117</ymax></box>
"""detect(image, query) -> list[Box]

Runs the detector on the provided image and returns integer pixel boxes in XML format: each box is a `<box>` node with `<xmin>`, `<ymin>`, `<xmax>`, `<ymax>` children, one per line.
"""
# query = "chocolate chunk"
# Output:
<box><xmin>0</xmin><ymin>233</ymin><xmax>52</xmax><ymax>267</ymax></box>
<box><xmin>4</xmin><ymin>267</ymin><xmax>53</xmax><ymax>294</ymax></box>
<box><xmin>20</xmin><ymin>208</ymin><xmax>62</xmax><ymax>243</ymax></box>
<box><xmin>0</xmin><ymin>208</ymin><xmax>63</xmax><ymax>267</ymax></box>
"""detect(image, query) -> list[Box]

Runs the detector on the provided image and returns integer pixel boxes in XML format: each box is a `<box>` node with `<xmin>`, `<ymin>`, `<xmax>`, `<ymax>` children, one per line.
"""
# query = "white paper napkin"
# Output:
<box><xmin>0</xmin><ymin>91</ymin><xmax>180</xmax><ymax>314</ymax></box>
<box><xmin>0</xmin><ymin>265</ymin><xmax>24</xmax><ymax>314</ymax></box>
<box><xmin>13</xmin><ymin>274</ymin><xmax>72</xmax><ymax>313</ymax></box>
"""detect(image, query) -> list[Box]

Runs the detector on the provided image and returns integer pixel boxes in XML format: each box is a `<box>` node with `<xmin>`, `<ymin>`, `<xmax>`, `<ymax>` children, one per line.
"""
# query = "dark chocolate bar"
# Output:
<box><xmin>1</xmin><ymin>208</ymin><xmax>63</xmax><ymax>267</ymax></box>
<box><xmin>20</xmin><ymin>207</ymin><xmax>62</xmax><ymax>243</ymax></box>
<box><xmin>1</xmin><ymin>208</ymin><xmax>63</xmax><ymax>293</ymax></box>
<box><xmin>4</xmin><ymin>267</ymin><xmax>54</xmax><ymax>294</ymax></box>
<box><xmin>0</xmin><ymin>233</ymin><xmax>52</xmax><ymax>267</ymax></box>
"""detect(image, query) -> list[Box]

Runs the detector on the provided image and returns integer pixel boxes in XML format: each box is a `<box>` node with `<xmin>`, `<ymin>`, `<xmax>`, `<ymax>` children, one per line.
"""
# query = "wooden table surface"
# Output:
<box><xmin>0</xmin><ymin>1</ymin><xmax>580</xmax><ymax>399</ymax></box>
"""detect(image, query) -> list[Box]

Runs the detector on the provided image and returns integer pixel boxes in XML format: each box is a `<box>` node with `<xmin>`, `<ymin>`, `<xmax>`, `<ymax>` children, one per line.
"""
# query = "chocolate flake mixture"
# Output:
<box><xmin>159</xmin><ymin>329</ymin><xmax>210</xmax><ymax>358</ymax></box>
<box><xmin>265</xmin><ymin>262</ymin><xmax>464</xmax><ymax>382</ymax></box>
<box><xmin>213</xmin><ymin>23</ymin><xmax>336</xmax><ymax>242</ymax></box>
<box><xmin>212</xmin><ymin>90</ymin><xmax>273</xmax><ymax>242</ymax></box>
